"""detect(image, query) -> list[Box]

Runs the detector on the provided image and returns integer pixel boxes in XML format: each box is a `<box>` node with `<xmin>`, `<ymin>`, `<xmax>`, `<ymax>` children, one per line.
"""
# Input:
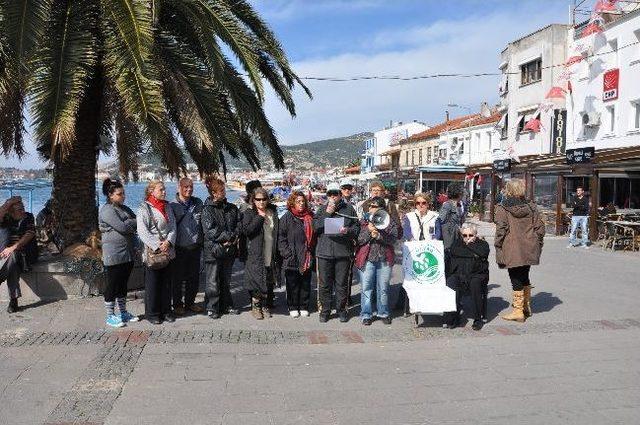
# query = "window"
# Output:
<box><xmin>426</xmin><ymin>149</ymin><xmax>432</xmax><ymax>164</ymax></box>
<box><xmin>631</xmin><ymin>100</ymin><xmax>640</xmax><ymax>131</ymax></box>
<box><xmin>404</xmin><ymin>151</ymin><xmax>409</xmax><ymax>166</ymax></box>
<box><xmin>439</xmin><ymin>148</ymin><xmax>447</xmax><ymax>158</ymax></box>
<box><xmin>419</xmin><ymin>148</ymin><xmax>423</xmax><ymax>165</ymax></box>
<box><xmin>517</xmin><ymin>114</ymin><xmax>526</xmax><ymax>133</ymax></box>
<box><xmin>521</xmin><ymin>58</ymin><xmax>542</xmax><ymax>85</ymax></box>
<box><xmin>501</xmin><ymin>114</ymin><xmax>509</xmax><ymax>139</ymax></box>
<box><xmin>411</xmin><ymin>150</ymin><xmax>415</xmax><ymax>165</ymax></box>
<box><xmin>606</xmin><ymin>105</ymin><xmax>616</xmax><ymax>134</ymax></box>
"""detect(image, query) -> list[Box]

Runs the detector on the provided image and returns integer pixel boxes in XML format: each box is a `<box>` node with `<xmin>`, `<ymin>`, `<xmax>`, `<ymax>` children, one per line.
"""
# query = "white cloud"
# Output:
<box><xmin>264</xmin><ymin>5</ymin><xmax>570</xmax><ymax>145</ymax></box>
<box><xmin>250</xmin><ymin>0</ymin><xmax>385</xmax><ymax>21</ymax></box>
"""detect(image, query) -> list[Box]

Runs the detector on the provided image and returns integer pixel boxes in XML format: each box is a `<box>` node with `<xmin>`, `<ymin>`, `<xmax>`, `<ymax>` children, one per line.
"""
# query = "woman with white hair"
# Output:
<box><xmin>444</xmin><ymin>222</ymin><xmax>490</xmax><ymax>330</ymax></box>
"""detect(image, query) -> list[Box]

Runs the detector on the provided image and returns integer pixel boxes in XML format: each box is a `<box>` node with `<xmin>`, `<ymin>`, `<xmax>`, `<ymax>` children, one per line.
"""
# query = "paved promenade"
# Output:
<box><xmin>1</xmin><ymin>236</ymin><xmax>639</xmax><ymax>424</ymax></box>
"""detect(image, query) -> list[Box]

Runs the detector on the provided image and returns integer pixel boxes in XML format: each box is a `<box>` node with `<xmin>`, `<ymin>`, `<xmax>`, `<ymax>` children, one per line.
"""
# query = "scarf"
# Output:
<box><xmin>147</xmin><ymin>195</ymin><xmax>168</xmax><ymax>220</ymax></box>
<box><xmin>290</xmin><ymin>206</ymin><xmax>315</xmax><ymax>273</ymax></box>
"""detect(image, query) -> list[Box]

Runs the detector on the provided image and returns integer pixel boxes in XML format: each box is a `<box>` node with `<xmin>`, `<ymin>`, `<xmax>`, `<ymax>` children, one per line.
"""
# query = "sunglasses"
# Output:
<box><xmin>415</xmin><ymin>201</ymin><xmax>428</xmax><ymax>205</ymax></box>
<box><xmin>462</xmin><ymin>233</ymin><xmax>475</xmax><ymax>238</ymax></box>
<box><xmin>341</xmin><ymin>186</ymin><xmax>353</xmax><ymax>190</ymax></box>
<box><xmin>254</xmin><ymin>198</ymin><xmax>268</xmax><ymax>202</ymax></box>
<box><xmin>327</xmin><ymin>191</ymin><xmax>340</xmax><ymax>196</ymax></box>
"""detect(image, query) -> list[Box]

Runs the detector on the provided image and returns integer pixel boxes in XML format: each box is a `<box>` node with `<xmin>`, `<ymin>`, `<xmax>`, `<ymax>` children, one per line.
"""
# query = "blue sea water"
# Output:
<box><xmin>0</xmin><ymin>181</ymin><xmax>242</xmax><ymax>214</ymax></box>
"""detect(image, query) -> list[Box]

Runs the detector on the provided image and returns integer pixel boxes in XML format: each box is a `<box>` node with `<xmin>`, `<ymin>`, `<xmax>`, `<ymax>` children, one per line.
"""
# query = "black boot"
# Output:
<box><xmin>7</xmin><ymin>298</ymin><xmax>18</xmax><ymax>314</ymax></box>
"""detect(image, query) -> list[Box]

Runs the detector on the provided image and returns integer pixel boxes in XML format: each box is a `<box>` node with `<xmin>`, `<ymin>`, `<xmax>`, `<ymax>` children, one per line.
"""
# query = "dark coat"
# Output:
<box><xmin>278</xmin><ymin>210</ymin><xmax>314</xmax><ymax>271</ymax></box>
<box><xmin>494</xmin><ymin>197</ymin><xmax>545</xmax><ymax>269</ymax></box>
<box><xmin>438</xmin><ymin>200</ymin><xmax>463</xmax><ymax>250</ymax></box>
<box><xmin>313</xmin><ymin>200</ymin><xmax>359</xmax><ymax>259</ymax></box>
<box><xmin>201</xmin><ymin>197</ymin><xmax>241</xmax><ymax>262</ymax></box>
<box><xmin>360</xmin><ymin>197</ymin><xmax>403</xmax><ymax>238</ymax></box>
<box><xmin>241</xmin><ymin>205</ymin><xmax>280</xmax><ymax>294</ymax></box>
<box><xmin>448</xmin><ymin>237</ymin><xmax>490</xmax><ymax>286</ymax></box>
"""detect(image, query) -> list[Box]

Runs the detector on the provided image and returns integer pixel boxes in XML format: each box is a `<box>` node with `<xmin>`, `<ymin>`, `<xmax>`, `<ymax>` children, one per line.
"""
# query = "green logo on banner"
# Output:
<box><xmin>412</xmin><ymin>251</ymin><xmax>439</xmax><ymax>280</ymax></box>
<box><xmin>407</xmin><ymin>243</ymin><xmax>443</xmax><ymax>285</ymax></box>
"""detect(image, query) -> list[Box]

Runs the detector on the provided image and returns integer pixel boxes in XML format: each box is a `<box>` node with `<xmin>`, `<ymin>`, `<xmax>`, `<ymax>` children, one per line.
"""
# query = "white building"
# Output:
<box><xmin>439</xmin><ymin>112</ymin><xmax>502</xmax><ymax>166</ymax></box>
<box><xmin>361</xmin><ymin>121</ymin><xmax>429</xmax><ymax>173</ymax></box>
<box><xmin>566</xmin><ymin>8</ymin><xmax>640</xmax><ymax>151</ymax></box>
<box><xmin>498</xmin><ymin>24</ymin><xmax>570</xmax><ymax>158</ymax></box>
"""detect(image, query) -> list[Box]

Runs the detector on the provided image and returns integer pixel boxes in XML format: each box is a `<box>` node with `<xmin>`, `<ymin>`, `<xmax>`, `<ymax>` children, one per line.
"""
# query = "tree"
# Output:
<box><xmin>0</xmin><ymin>0</ymin><xmax>310</xmax><ymax>246</ymax></box>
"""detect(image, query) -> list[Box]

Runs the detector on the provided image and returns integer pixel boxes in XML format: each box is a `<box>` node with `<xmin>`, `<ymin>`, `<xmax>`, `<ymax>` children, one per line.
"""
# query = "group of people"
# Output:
<box><xmin>1</xmin><ymin>175</ymin><xmax>546</xmax><ymax>332</ymax></box>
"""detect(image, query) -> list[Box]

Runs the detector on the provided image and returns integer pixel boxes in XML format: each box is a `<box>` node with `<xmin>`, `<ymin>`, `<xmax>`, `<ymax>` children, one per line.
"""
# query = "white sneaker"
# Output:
<box><xmin>566</xmin><ymin>244</ymin><xmax>574</xmax><ymax>249</ymax></box>
<box><xmin>582</xmin><ymin>244</ymin><xmax>590</xmax><ymax>249</ymax></box>
<box><xmin>299</xmin><ymin>310</ymin><xmax>310</xmax><ymax>317</ymax></box>
<box><xmin>289</xmin><ymin>310</ymin><xmax>300</xmax><ymax>318</ymax></box>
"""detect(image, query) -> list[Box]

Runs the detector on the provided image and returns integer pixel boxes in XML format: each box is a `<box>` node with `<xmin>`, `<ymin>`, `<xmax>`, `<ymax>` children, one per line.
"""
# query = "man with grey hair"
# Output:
<box><xmin>443</xmin><ymin>222</ymin><xmax>490</xmax><ymax>330</ymax></box>
<box><xmin>170</xmin><ymin>178</ymin><xmax>204</xmax><ymax>315</ymax></box>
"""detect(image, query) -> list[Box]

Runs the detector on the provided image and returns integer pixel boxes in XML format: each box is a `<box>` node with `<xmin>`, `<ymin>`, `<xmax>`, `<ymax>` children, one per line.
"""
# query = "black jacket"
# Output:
<box><xmin>201</xmin><ymin>197</ymin><xmax>241</xmax><ymax>262</ymax></box>
<box><xmin>241</xmin><ymin>205</ymin><xmax>280</xmax><ymax>294</ymax></box>
<box><xmin>313</xmin><ymin>200</ymin><xmax>359</xmax><ymax>259</ymax></box>
<box><xmin>448</xmin><ymin>237</ymin><xmax>490</xmax><ymax>285</ymax></box>
<box><xmin>278</xmin><ymin>210</ymin><xmax>314</xmax><ymax>271</ymax></box>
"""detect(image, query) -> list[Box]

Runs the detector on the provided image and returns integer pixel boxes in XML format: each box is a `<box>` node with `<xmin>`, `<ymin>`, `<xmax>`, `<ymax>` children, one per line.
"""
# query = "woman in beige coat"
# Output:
<box><xmin>494</xmin><ymin>179</ymin><xmax>545</xmax><ymax>322</ymax></box>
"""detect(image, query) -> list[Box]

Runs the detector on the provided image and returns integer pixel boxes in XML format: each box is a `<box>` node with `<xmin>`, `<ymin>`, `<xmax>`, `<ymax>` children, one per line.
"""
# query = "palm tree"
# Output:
<box><xmin>0</xmin><ymin>0</ymin><xmax>310</xmax><ymax>246</ymax></box>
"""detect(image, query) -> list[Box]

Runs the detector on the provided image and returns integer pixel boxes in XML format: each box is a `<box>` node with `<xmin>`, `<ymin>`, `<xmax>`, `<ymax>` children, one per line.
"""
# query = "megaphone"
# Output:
<box><xmin>364</xmin><ymin>209</ymin><xmax>390</xmax><ymax>230</ymax></box>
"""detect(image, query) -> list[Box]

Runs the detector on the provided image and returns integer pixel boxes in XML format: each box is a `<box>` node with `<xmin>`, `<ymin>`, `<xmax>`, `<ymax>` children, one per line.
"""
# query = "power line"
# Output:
<box><xmin>293</xmin><ymin>39</ymin><xmax>639</xmax><ymax>83</ymax></box>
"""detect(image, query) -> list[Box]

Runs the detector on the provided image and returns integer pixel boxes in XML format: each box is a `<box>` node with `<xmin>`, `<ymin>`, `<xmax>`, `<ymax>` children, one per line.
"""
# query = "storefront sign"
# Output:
<box><xmin>493</xmin><ymin>159</ymin><xmax>511</xmax><ymax>171</ymax></box>
<box><xmin>566</xmin><ymin>147</ymin><xmax>595</xmax><ymax>164</ymax></box>
<box><xmin>551</xmin><ymin>109</ymin><xmax>567</xmax><ymax>154</ymax></box>
<box><xmin>603</xmin><ymin>68</ymin><xmax>619</xmax><ymax>102</ymax></box>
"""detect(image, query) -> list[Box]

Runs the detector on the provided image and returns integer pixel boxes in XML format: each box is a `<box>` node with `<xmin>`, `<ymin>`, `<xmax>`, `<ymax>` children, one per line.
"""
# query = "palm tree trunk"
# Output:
<box><xmin>51</xmin><ymin>77</ymin><xmax>102</xmax><ymax>248</ymax></box>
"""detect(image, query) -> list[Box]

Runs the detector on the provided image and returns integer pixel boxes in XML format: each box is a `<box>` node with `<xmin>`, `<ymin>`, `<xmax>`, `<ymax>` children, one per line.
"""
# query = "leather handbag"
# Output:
<box><xmin>144</xmin><ymin>204</ymin><xmax>171</xmax><ymax>270</ymax></box>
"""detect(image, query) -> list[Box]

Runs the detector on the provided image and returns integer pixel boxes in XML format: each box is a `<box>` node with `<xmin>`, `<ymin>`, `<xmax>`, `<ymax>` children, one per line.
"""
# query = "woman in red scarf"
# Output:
<box><xmin>137</xmin><ymin>180</ymin><xmax>177</xmax><ymax>325</ymax></box>
<box><xmin>278</xmin><ymin>191</ymin><xmax>315</xmax><ymax>317</ymax></box>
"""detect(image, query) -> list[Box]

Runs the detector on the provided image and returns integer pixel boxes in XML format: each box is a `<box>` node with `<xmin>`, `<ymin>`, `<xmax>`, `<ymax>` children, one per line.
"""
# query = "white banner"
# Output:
<box><xmin>402</xmin><ymin>240</ymin><xmax>457</xmax><ymax>314</ymax></box>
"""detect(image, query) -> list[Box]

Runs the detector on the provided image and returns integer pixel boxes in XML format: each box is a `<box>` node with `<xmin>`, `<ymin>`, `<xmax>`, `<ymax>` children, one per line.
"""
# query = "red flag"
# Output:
<box><xmin>524</xmin><ymin>118</ymin><xmax>542</xmax><ymax>133</ymax></box>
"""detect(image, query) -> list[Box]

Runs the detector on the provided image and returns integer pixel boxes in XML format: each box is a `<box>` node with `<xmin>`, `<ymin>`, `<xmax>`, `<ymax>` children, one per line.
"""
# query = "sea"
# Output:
<box><xmin>0</xmin><ymin>180</ymin><xmax>243</xmax><ymax>214</ymax></box>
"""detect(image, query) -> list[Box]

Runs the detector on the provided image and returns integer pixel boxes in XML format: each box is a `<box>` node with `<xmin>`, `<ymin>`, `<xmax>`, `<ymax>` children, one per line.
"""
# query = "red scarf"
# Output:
<box><xmin>289</xmin><ymin>206</ymin><xmax>315</xmax><ymax>273</ymax></box>
<box><xmin>147</xmin><ymin>195</ymin><xmax>168</xmax><ymax>220</ymax></box>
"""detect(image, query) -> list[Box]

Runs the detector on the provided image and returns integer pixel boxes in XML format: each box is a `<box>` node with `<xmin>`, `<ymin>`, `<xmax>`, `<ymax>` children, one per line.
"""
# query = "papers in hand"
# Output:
<box><xmin>324</xmin><ymin>217</ymin><xmax>344</xmax><ymax>235</ymax></box>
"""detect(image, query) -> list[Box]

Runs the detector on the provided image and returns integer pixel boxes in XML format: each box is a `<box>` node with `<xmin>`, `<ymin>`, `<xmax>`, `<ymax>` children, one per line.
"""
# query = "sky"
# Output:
<box><xmin>5</xmin><ymin>0</ymin><xmax>587</xmax><ymax>169</ymax></box>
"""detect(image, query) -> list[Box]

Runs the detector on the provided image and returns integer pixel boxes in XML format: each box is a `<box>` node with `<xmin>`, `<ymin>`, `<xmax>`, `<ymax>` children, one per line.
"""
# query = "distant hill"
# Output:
<box><xmin>128</xmin><ymin>131</ymin><xmax>372</xmax><ymax>172</ymax></box>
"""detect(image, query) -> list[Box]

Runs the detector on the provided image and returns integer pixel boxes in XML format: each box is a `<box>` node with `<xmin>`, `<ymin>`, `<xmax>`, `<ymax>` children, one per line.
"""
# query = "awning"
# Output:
<box><xmin>495</xmin><ymin>114</ymin><xmax>507</xmax><ymax>130</ymax></box>
<box><xmin>498</xmin><ymin>60</ymin><xmax>508</xmax><ymax>70</ymax></box>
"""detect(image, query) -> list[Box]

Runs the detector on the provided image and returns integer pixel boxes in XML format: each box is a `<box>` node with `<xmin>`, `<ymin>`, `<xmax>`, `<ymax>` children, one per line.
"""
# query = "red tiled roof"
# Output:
<box><xmin>406</xmin><ymin>112</ymin><xmax>502</xmax><ymax>143</ymax></box>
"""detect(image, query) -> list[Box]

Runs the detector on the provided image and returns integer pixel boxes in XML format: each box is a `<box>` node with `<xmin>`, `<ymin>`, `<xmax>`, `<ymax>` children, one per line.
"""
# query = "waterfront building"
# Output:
<box><xmin>360</xmin><ymin>121</ymin><xmax>429</xmax><ymax>173</ymax></box>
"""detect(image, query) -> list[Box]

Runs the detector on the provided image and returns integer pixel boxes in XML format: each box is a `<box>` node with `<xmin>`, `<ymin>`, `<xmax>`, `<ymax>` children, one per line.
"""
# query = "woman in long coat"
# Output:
<box><xmin>494</xmin><ymin>179</ymin><xmax>545</xmax><ymax>322</ymax></box>
<box><xmin>241</xmin><ymin>187</ymin><xmax>280</xmax><ymax>319</ymax></box>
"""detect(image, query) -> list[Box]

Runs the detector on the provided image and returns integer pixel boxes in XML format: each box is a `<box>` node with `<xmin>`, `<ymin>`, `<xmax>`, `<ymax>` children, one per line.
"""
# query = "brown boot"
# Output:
<box><xmin>523</xmin><ymin>286</ymin><xmax>532</xmax><ymax>318</ymax></box>
<box><xmin>251</xmin><ymin>298</ymin><xmax>264</xmax><ymax>320</ymax></box>
<box><xmin>501</xmin><ymin>290</ymin><xmax>525</xmax><ymax>322</ymax></box>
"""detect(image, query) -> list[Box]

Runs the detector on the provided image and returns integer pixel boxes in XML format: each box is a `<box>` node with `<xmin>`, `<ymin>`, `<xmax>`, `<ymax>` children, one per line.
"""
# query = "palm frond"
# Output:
<box><xmin>220</xmin><ymin>0</ymin><xmax>311</xmax><ymax>99</ymax></box>
<box><xmin>0</xmin><ymin>0</ymin><xmax>50</xmax><ymax>156</ymax></box>
<box><xmin>29</xmin><ymin>0</ymin><xmax>99</xmax><ymax>158</ymax></box>
<box><xmin>165</xmin><ymin>0</ymin><xmax>265</xmax><ymax>101</ymax></box>
<box><xmin>114</xmin><ymin>100</ymin><xmax>145</xmax><ymax>180</ymax></box>
<box><xmin>101</xmin><ymin>0</ymin><xmax>165</xmax><ymax>124</ymax></box>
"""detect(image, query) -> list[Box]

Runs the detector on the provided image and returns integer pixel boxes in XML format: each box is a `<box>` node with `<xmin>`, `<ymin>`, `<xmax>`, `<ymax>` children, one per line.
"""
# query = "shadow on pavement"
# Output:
<box><xmin>531</xmin><ymin>291</ymin><xmax>563</xmax><ymax>314</ymax></box>
<box><xmin>19</xmin><ymin>298</ymin><xmax>59</xmax><ymax>311</ymax></box>
<box><xmin>485</xmin><ymin>296</ymin><xmax>510</xmax><ymax>323</ymax></box>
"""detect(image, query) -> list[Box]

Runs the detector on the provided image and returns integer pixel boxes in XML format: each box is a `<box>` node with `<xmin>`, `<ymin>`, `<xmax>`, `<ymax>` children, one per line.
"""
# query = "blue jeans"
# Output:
<box><xmin>358</xmin><ymin>261</ymin><xmax>391</xmax><ymax>320</ymax></box>
<box><xmin>570</xmin><ymin>216</ymin><xmax>589</xmax><ymax>246</ymax></box>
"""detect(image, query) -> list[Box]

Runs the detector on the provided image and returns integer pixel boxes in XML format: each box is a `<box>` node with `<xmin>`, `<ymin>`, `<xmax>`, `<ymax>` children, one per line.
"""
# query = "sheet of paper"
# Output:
<box><xmin>324</xmin><ymin>217</ymin><xmax>344</xmax><ymax>235</ymax></box>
